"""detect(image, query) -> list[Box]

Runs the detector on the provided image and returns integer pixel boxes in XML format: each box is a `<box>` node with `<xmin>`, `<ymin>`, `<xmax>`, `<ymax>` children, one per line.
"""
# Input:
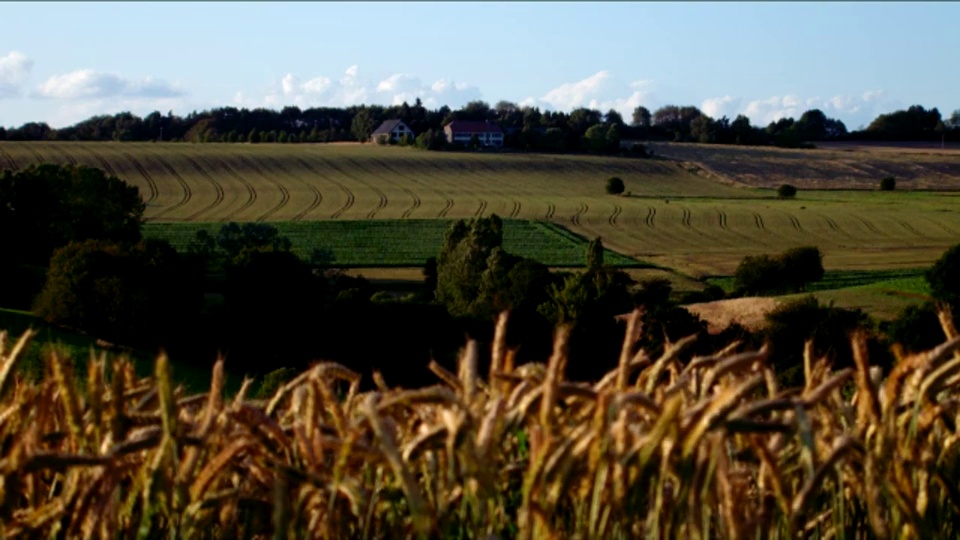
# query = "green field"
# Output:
<box><xmin>144</xmin><ymin>219</ymin><xmax>647</xmax><ymax>267</ymax></box>
<box><xmin>3</xmin><ymin>141</ymin><xmax>960</xmax><ymax>277</ymax></box>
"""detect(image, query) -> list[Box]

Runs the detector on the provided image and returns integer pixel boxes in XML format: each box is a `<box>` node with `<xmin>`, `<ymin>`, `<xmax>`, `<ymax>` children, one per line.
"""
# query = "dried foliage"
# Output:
<box><xmin>2</xmin><ymin>308</ymin><xmax>960</xmax><ymax>539</ymax></box>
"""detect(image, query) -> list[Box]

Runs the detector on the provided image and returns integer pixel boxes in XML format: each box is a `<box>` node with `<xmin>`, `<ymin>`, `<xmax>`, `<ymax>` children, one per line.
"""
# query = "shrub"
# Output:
<box><xmin>927</xmin><ymin>243</ymin><xmax>960</xmax><ymax>305</ymax></box>
<box><xmin>733</xmin><ymin>254</ymin><xmax>785</xmax><ymax>295</ymax></box>
<box><xmin>605</xmin><ymin>176</ymin><xmax>625</xmax><ymax>195</ymax></box>
<box><xmin>880</xmin><ymin>176</ymin><xmax>896</xmax><ymax>191</ymax></box>
<box><xmin>733</xmin><ymin>246</ymin><xmax>823</xmax><ymax>295</ymax></box>
<box><xmin>779</xmin><ymin>246</ymin><xmax>824</xmax><ymax>292</ymax></box>
<box><xmin>762</xmin><ymin>296</ymin><xmax>876</xmax><ymax>386</ymax></box>
<box><xmin>777</xmin><ymin>184</ymin><xmax>797</xmax><ymax>198</ymax></box>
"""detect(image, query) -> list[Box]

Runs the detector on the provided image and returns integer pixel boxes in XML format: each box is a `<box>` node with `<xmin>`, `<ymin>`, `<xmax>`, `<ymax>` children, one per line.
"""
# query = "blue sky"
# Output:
<box><xmin>1</xmin><ymin>2</ymin><xmax>958</xmax><ymax>129</ymax></box>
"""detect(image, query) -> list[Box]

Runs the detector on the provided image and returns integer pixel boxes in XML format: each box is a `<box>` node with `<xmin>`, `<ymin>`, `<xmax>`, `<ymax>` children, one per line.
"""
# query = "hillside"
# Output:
<box><xmin>647</xmin><ymin>141</ymin><xmax>960</xmax><ymax>190</ymax></box>
<box><xmin>3</xmin><ymin>141</ymin><xmax>960</xmax><ymax>276</ymax></box>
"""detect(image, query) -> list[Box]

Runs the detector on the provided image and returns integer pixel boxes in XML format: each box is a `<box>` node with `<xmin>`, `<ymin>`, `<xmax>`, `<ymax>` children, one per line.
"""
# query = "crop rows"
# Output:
<box><xmin>2</xmin><ymin>141</ymin><xmax>960</xmax><ymax>275</ymax></box>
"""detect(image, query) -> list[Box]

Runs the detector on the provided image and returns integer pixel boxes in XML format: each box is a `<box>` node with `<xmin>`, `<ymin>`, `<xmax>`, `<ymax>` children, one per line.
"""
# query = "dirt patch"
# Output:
<box><xmin>686</xmin><ymin>297</ymin><xmax>781</xmax><ymax>334</ymax></box>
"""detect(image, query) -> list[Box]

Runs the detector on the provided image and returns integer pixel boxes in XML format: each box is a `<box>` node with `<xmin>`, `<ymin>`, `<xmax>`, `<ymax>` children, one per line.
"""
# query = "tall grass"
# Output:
<box><xmin>1</xmin><ymin>309</ymin><xmax>960</xmax><ymax>538</ymax></box>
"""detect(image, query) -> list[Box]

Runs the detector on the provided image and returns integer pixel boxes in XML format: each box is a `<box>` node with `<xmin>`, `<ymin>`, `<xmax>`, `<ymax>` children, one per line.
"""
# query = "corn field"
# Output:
<box><xmin>2</xmin><ymin>309</ymin><xmax>960</xmax><ymax>539</ymax></box>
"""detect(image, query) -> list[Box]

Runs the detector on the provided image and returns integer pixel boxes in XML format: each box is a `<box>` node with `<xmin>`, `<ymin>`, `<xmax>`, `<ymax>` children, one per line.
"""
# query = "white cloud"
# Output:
<box><xmin>244</xmin><ymin>66</ymin><xmax>482</xmax><ymax>110</ymax></box>
<box><xmin>700</xmin><ymin>89</ymin><xmax>894</xmax><ymax>127</ymax></box>
<box><xmin>532</xmin><ymin>72</ymin><xmax>658</xmax><ymax>118</ymax></box>
<box><xmin>41</xmin><ymin>95</ymin><xmax>191</xmax><ymax>128</ymax></box>
<box><xmin>0</xmin><ymin>51</ymin><xmax>34</xmax><ymax>98</ymax></box>
<box><xmin>701</xmin><ymin>95</ymin><xmax>742</xmax><ymax>119</ymax></box>
<box><xmin>35</xmin><ymin>69</ymin><xmax>184</xmax><ymax>100</ymax></box>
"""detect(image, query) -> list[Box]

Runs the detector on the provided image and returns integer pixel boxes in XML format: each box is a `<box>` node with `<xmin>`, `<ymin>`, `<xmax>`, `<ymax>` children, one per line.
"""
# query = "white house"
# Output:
<box><xmin>443</xmin><ymin>120</ymin><xmax>504</xmax><ymax>148</ymax></box>
<box><xmin>370</xmin><ymin>119</ymin><xmax>415</xmax><ymax>142</ymax></box>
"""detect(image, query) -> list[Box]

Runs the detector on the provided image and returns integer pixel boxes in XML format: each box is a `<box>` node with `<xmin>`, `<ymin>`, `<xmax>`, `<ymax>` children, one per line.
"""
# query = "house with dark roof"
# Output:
<box><xmin>443</xmin><ymin>120</ymin><xmax>504</xmax><ymax>148</ymax></box>
<box><xmin>370</xmin><ymin>119</ymin><xmax>415</xmax><ymax>143</ymax></box>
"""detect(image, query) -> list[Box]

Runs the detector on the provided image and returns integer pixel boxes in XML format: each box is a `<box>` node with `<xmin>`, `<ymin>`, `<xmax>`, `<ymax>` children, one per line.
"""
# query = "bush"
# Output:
<box><xmin>733</xmin><ymin>246</ymin><xmax>824</xmax><ymax>295</ymax></box>
<box><xmin>883</xmin><ymin>302</ymin><xmax>949</xmax><ymax>354</ymax></box>
<box><xmin>762</xmin><ymin>296</ymin><xmax>877</xmax><ymax>386</ymax></box>
<box><xmin>605</xmin><ymin>177</ymin><xmax>625</xmax><ymax>195</ymax></box>
<box><xmin>927</xmin><ymin>243</ymin><xmax>960</xmax><ymax>305</ymax></box>
<box><xmin>880</xmin><ymin>176</ymin><xmax>896</xmax><ymax>191</ymax></box>
<box><xmin>733</xmin><ymin>255</ymin><xmax>785</xmax><ymax>295</ymax></box>
<box><xmin>779</xmin><ymin>246</ymin><xmax>824</xmax><ymax>292</ymax></box>
<box><xmin>777</xmin><ymin>184</ymin><xmax>797</xmax><ymax>198</ymax></box>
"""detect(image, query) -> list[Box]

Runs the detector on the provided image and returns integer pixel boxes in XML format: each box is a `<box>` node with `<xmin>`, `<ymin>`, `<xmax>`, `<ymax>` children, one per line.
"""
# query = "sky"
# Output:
<box><xmin>1</xmin><ymin>2</ymin><xmax>958</xmax><ymax>129</ymax></box>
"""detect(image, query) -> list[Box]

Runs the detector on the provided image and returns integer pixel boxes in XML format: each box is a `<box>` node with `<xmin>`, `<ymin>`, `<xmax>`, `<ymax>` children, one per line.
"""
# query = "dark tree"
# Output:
<box><xmin>733</xmin><ymin>254</ymin><xmax>785</xmax><ymax>295</ymax></box>
<box><xmin>777</xmin><ymin>184</ymin><xmax>797</xmax><ymax>198</ymax></box>
<box><xmin>586</xmin><ymin>237</ymin><xmax>604</xmax><ymax>271</ymax></box>
<box><xmin>604</xmin><ymin>109</ymin><xmax>625</xmax><ymax>127</ymax></box>
<box><xmin>33</xmin><ymin>239</ymin><xmax>202</xmax><ymax>346</ymax></box>
<box><xmin>351</xmin><ymin>108</ymin><xmax>375</xmax><ymax>142</ymax></box>
<box><xmin>779</xmin><ymin>246</ymin><xmax>824</xmax><ymax>292</ymax></box>
<box><xmin>0</xmin><ymin>164</ymin><xmax>144</xmax><ymax>266</ymax></box>
<box><xmin>631</xmin><ymin>106</ymin><xmax>652</xmax><ymax>128</ymax></box>
<box><xmin>927</xmin><ymin>243</ymin><xmax>960</xmax><ymax>306</ymax></box>
<box><xmin>605</xmin><ymin>176</ymin><xmax>625</xmax><ymax>195</ymax></box>
<box><xmin>880</xmin><ymin>177</ymin><xmax>896</xmax><ymax>191</ymax></box>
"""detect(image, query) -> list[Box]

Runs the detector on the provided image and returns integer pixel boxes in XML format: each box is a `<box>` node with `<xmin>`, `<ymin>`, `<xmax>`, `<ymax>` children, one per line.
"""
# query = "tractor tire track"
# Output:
<box><xmin>895</xmin><ymin>219</ymin><xmax>925</xmax><ymax>238</ymax></box>
<box><xmin>474</xmin><ymin>199</ymin><xmax>488</xmax><ymax>218</ymax></box>
<box><xmin>646</xmin><ymin>207</ymin><xmax>658</xmax><ymax>228</ymax></box>
<box><xmin>753</xmin><ymin>213</ymin><xmax>765</xmax><ymax>230</ymax></box>
<box><xmin>26</xmin><ymin>146</ymin><xmax>45</xmax><ymax>165</ymax></box>
<box><xmin>509</xmin><ymin>201</ymin><xmax>522</xmax><ymax>219</ymax></box>
<box><xmin>338</xmin><ymin>156</ymin><xmax>389</xmax><ymax>219</ymax></box>
<box><xmin>853</xmin><ymin>215</ymin><xmax>884</xmax><ymax>236</ymax></box>
<box><xmin>84</xmin><ymin>147</ymin><xmax>119</xmax><ymax>177</ymax></box>
<box><xmin>787</xmin><ymin>214</ymin><xmax>803</xmax><ymax>231</ymax></box>
<box><xmin>182</xmin><ymin>155</ymin><xmax>225</xmax><ymax>221</ymax></box>
<box><xmin>367</xmin><ymin>188</ymin><xmax>388</xmax><ymax>219</ymax></box>
<box><xmin>216</xmin><ymin>157</ymin><xmax>258</xmax><ymax>222</ymax></box>
<box><xmin>571</xmin><ymin>203</ymin><xmax>588</xmax><ymax>226</ymax></box>
<box><xmin>824</xmin><ymin>216</ymin><xmax>840</xmax><ymax>233</ymax></box>
<box><xmin>0</xmin><ymin>147</ymin><xmax>19</xmax><ymax>170</ymax></box>
<box><xmin>717</xmin><ymin>209</ymin><xmax>729</xmax><ymax>230</ymax></box>
<box><xmin>264</xmin><ymin>156</ymin><xmax>322</xmax><ymax>222</ymax></box>
<box><xmin>608</xmin><ymin>204</ymin><xmax>622</xmax><ymax>226</ymax></box>
<box><xmin>401</xmin><ymin>188</ymin><xmax>421</xmax><ymax>219</ymax></box>
<box><xmin>52</xmin><ymin>146</ymin><xmax>78</xmax><ymax>166</ymax></box>
<box><xmin>120</xmin><ymin>151</ymin><xmax>159</xmax><ymax>204</ymax></box>
<box><xmin>239</xmin><ymin>155</ymin><xmax>290</xmax><ymax>222</ymax></box>
<box><xmin>545</xmin><ymin>203</ymin><xmax>556</xmax><ymax>219</ymax></box>
<box><xmin>438</xmin><ymin>198</ymin><xmax>454</xmax><ymax>218</ymax></box>
<box><xmin>294</xmin><ymin>157</ymin><xmax>353</xmax><ymax>220</ymax></box>
<box><xmin>150</xmin><ymin>155</ymin><xmax>193</xmax><ymax>220</ymax></box>
<box><xmin>680</xmin><ymin>207</ymin><xmax>691</xmax><ymax>229</ymax></box>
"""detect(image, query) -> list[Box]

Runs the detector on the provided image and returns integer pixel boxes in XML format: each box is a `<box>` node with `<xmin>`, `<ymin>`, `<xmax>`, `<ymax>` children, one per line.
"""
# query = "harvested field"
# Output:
<box><xmin>686</xmin><ymin>297</ymin><xmax>780</xmax><ymax>333</ymax></box>
<box><xmin>4</xmin><ymin>141</ymin><xmax>960</xmax><ymax>276</ymax></box>
<box><xmin>648</xmin><ymin>141</ymin><xmax>960</xmax><ymax>190</ymax></box>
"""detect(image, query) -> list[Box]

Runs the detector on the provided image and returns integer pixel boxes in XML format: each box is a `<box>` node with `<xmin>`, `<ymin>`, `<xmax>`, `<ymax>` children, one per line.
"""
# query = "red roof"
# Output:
<box><xmin>445</xmin><ymin>120</ymin><xmax>503</xmax><ymax>134</ymax></box>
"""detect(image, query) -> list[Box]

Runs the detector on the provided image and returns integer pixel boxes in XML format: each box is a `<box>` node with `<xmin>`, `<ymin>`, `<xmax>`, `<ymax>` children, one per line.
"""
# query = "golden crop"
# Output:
<box><xmin>1</xmin><ymin>310</ymin><xmax>959</xmax><ymax>539</ymax></box>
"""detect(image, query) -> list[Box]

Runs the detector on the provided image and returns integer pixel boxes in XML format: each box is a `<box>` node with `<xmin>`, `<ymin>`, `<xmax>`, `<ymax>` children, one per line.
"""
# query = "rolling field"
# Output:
<box><xmin>3</xmin><ymin>141</ymin><xmax>960</xmax><ymax>276</ymax></box>
<box><xmin>647</xmin><ymin>141</ymin><xmax>960</xmax><ymax>190</ymax></box>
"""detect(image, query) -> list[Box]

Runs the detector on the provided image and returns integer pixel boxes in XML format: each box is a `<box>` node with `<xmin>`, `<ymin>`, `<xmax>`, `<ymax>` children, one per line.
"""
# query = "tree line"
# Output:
<box><xmin>2</xmin><ymin>100</ymin><xmax>958</xmax><ymax>151</ymax></box>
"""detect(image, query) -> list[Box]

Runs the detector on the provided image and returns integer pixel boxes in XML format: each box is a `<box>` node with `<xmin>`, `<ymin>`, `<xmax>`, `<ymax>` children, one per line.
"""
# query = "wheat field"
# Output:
<box><xmin>2</xmin><ymin>310</ymin><xmax>960</xmax><ymax>538</ymax></box>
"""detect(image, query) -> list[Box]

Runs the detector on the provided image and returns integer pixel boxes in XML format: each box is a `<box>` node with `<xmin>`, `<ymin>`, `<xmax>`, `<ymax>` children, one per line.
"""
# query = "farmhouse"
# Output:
<box><xmin>370</xmin><ymin>119</ymin><xmax>415</xmax><ymax>143</ymax></box>
<box><xmin>443</xmin><ymin>120</ymin><xmax>504</xmax><ymax>148</ymax></box>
